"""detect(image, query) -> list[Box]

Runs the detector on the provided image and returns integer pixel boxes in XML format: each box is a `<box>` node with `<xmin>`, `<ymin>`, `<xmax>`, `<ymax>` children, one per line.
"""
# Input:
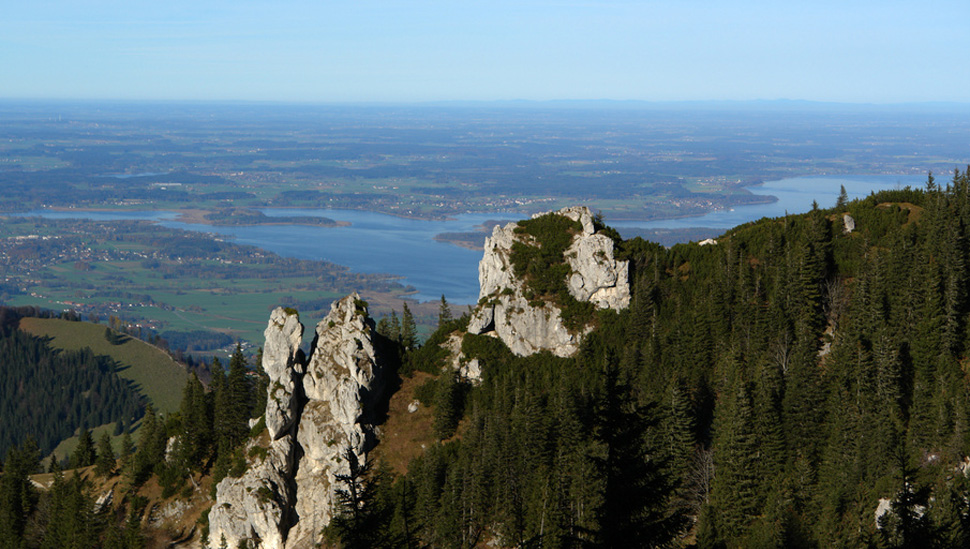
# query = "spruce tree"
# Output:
<box><xmin>836</xmin><ymin>184</ymin><xmax>848</xmax><ymax>211</ymax></box>
<box><xmin>95</xmin><ymin>432</ymin><xmax>115</xmax><ymax>477</ymax></box>
<box><xmin>119</xmin><ymin>431</ymin><xmax>134</xmax><ymax>474</ymax></box>
<box><xmin>711</xmin><ymin>378</ymin><xmax>761</xmax><ymax>542</ymax></box>
<box><xmin>401</xmin><ymin>304</ymin><xmax>417</xmax><ymax>350</ymax></box>
<box><xmin>43</xmin><ymin>473</ymin><xmax>97</xmax><ymax>549</ymax></box>
<box><xmin>178</xmin><ymin>373</ymin><xmax>210</xmax><ymax>471</ymax></box>
<box><xmin>592</xmin><ymin>363</ymin><xmax>685</xmax><ymax>547</ymax></box>
<box><xmin>438</xmin><ymin>294</ymin><xmax>452</xmax><ymax>327</ymax></box>
<box><xmin>131</xmin><ymin>404</ymin><xmax>165</xmax><ymax>484</ymax></box>
<box><xmin>70</xmin><ymin>427</ymin><xmax>96</xmax><ymax>469</ymax></box>
<box><xmin>0</xmin><ymin>437</ymin><xmax>40</xmax><ymax>545</ymax></box>
<box><xmin>211</xmin><ymin>357</ymin><xmax>232</xmax><ymax>450</ymax></box>
<box><xmin>325</xmin><ymin>450</ymin><xmax>397</xmax><ymax>549</ymax></box>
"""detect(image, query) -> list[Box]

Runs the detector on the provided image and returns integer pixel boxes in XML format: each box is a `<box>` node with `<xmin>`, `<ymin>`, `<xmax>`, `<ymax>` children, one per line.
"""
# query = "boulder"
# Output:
<box><xmin>843</xmin><ymin>213</ymin><xmax>856</xmax><ymax>234</ymax></box>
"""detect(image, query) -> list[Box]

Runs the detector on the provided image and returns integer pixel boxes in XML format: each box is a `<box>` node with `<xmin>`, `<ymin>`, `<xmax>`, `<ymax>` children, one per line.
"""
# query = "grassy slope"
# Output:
<box><xmin>47</xmin><ymin>421</ymin><xmax>119</xmax><ymax>464</ymax></box>
<box><xmin>19</xmin><ymin>317</ymin><xmax>187</xmax><ymax>414</ymax></box>
<box><xmin>371</xmin><ymin>371</ymin><xmax>438</xmax><ymax>475</ymax></box>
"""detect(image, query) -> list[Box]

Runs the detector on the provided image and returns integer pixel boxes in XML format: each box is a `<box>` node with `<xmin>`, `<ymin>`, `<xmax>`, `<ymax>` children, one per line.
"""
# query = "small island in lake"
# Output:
<box><xmin>177</xmin><ymin>208</ymin><xmax>349</xmax><ymax>227</ymax></box>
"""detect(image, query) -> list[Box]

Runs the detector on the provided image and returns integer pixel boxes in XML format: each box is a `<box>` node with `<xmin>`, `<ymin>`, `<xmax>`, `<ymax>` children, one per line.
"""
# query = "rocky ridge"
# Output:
<box><xmin>206</xmin><ymin>207</ymin><xmax>626</xmax><ymax>545</ymax></box>
<box><xmin>206</xmin><ymin>294</ymin><xmax>384</xmax><ymax>549</ymax></box>
<box><xmin>467</xmin><ymin>206</ymin><xmax>630</xmax><ymax>358</ymax></box>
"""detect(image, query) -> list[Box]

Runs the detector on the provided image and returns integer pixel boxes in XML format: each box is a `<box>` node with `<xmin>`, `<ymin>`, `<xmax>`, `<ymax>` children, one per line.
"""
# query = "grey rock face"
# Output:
<box><xmin>263</xmin><ymin>308</ymin><xmax>305</xmax><ymax>440</ymax></box>
<box><xmin>288</xmin><ymin>293</ymin><xmax>382</xmax><ymax>548</ymax></box>
<box><xmin>442</xmin><ymin>333</ymin><xmax>482</xmax><ymax>384</ymax></box>
<box><xmin>208</xmin><ymin>308</ymin><xmax>305</xmax><ymax>549</ymax></box>
<box><xmin>565</xmin><ymin>231</ymin><xmax>630</xmax><ymax>309</ymax></box>
<box><xmin>843</xmin><ymin>213</ymin><xmax>856</xmax><ymax>234</ymax></box>
<box><xmin>207</xmin><ymin>294</ymin><xmax>383</xmax><ymax>549</ymax></box>
<box><xmin>468</xmin><ymin>206</ymin><xmax>630</xmax><ymax>358</ymax></box>
<box><xmin>208</xmin><ymin>437</ymin><xmax>295</xmax><ymax>549</ymax></box>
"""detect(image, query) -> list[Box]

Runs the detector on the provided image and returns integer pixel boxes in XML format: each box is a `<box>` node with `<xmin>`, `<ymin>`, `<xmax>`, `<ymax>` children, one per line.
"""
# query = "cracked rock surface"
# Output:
<box><xmin>207</xmin><ymin>294</ymin><xmax>383</xmax><ymax>549</ymax></box>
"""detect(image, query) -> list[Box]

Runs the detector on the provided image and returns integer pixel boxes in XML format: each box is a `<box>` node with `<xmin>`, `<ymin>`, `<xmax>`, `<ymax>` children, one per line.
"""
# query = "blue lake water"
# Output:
<box><xmin>159</xmin><ymin>211</ymin><xmax>515</xmax><ymax>305</ymax></box>
<box><xmin>19</xmin><ymin>174</ymin><xmax>929</xmax><ymax>304</ymax></box>
<box><xmin>608</xmin><ymin>174</ymin><xmax>927</xmax><ymax>231</ymax></box>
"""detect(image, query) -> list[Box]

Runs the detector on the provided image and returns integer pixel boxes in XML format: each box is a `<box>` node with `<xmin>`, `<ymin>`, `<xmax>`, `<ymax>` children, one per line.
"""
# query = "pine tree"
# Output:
<box><xmin>43</xmin><ymin>472</ymin><xmax>97</xmax><ymax>549</ymax></box>
<box><xmin>433</xmin><ymin>372</ymin><xmax>463</xmax><ymax>440</ymax></box>
<box><xmin>0</xmin><ymin>437</ymin><xmax>40</xmax><ymax>545</ymax></box>
<box><xmin>836</xmin><ymin>184</ymin><xmax>849</xmax><ymax>212</ymax></box>
<box><xmin>131</xmin><ymin>404</ymin><xmax>164</xmax><ymax>484</ymax></box>
<box><xmin>211</xmin><ymin>357</ymin><xmax>232</xmax><ymax>450</ymax></box>
<box><xmin>378</xmin><ymin>311</ymin><xmax>401</xmax><ymax>342</ymax></box>
<box><xmin>119</xmin><ymin>431</ymin><xmax>134</xmax><ymax>474</ymax></box>
<box><xmin>661</xmin><ymin>379</ymin><xmax>695</xmax><ymax>486</ymax></box>
<box><xmin>878</xmin><ymin>447</ymin><xmax>932</xmax><ymax>549</ymax></box>
<box><xmin>228</xmin><ymin>344</ymin><xmax>253</xmax><ymax>423</ymax></box>
<box><xmin>211</xmin><ymin>344</ymin><xmax>254</xmax><ymax>453</ymax></box>
<box><xmin>711</xmin><ymin>377</ymin><xmax>762</xmax><ymax>542</ymax></box>
<box><xmin>177</xmin><ymin>373</ymin><xmax>210</xmax><ymax>471</ymax></box>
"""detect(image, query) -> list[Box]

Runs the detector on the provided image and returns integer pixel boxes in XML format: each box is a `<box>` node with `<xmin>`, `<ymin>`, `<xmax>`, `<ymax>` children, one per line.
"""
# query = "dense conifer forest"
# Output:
<box><xmin>0</xmin><ymin>308</ymin><xmax>144</xmax><ymax>458</ymax></box>
<box><xmin>356</xmin><ymin>169</ymin><xmax>970</xmax><ymax>548</ymax></box>
<box><xmin>0</xmin><ymin>343</ymin><xmax>262</xmax><ymax>547</ymax></box>
<box><xmin>6</xmin><ymin>170</ymin><xmax>970</xmax><ymax>547</ymax></box>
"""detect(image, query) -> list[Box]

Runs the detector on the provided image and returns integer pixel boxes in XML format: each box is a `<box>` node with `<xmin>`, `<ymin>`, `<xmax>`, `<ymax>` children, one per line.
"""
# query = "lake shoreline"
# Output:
<box><xmin>17</xmin><ymin>174</ymin><xmax>927</xmax><ymax>305</ymax></box>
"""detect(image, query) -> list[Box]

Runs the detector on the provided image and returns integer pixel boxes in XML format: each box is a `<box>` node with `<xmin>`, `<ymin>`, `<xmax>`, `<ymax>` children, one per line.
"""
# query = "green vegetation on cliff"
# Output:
<box><xmin>509</xmin><ymin>212</ymin><xmax>596</xmax><ymax>330</ymax></box>
<box><xmin>370</xmin><ymin>169</ymin><xmax>970</xmax><ymax>548</ymax></box>
<box><xmin>10</xmin><ymin>169</ymin><xmax>970</xmax><ymax>548</ymax></box>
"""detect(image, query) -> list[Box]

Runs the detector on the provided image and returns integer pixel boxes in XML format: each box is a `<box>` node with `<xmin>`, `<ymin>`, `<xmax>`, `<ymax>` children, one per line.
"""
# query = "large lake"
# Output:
<box><xmin>23</xmin><ymin>174</ymin><xmax>927</xmax><ymax>304</ymax></box>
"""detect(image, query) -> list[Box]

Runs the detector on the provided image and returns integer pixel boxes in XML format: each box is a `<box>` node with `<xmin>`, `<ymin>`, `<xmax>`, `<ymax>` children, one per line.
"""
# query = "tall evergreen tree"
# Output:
<box><xmin>131</xmin><ymin>404</ymin><xmax>165</xmax><ymax>484</ymax></box>
<box><xmin>0</xmin><ymin>437</ymin><xmax>40</xmax><ymax>545</ymax></box>
<box><xmin>400</xmin><ymin>304</ymin><xmax>417</xmax><ymax>350</ymax></box>
<box><xmin>177</xmin><ymin>372</ymin><xmax>211</xmax><ymax>471</ymax></box>
<box><xmin>211</xmin><ymin>356</ymin><xmax>233</xmax><ymax>450</ymax></box>
<box><xmin>69</xmin><ymin>427</ymin><xmax>96</xmax><ymax>470</ymax></box>
<box><xmin>710</xmin><ymin>377</ymin><xmax>762</xmax><ymax>543</ymax></box>
<box><xmin>438</xmin><ymin>294</ymin><xmax>452</xmax><ymax>327</ymax></box>
<box><xmin>95</xmin><ymin>432</ymin><xmax>115</xmax><ymax>477</ymax></box>
<box><xmin>42</xmin><ymin>473</ymin><xmax>97</xmax><ymax>549</ymax></box>
<box><xmin>325</xmin><ymin>449</ymin><xmax>398</xmax><ymax>549</ymax></box>
<box><xmin>592</xmin><ymin>363</ymin><xmax>685</xmax><ymax>547</ymax></box>
<box><xmin>119</xmin><ymin>431</ymin><xmax>134</xmax><ymax>475</ymax></box>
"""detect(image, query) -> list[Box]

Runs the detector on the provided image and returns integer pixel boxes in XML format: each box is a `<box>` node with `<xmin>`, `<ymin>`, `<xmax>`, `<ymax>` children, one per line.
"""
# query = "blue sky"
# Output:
<box><xmin>2</xmin><ymin>1</ymin><xmax>969</xmax><ymax>103</ymax></box>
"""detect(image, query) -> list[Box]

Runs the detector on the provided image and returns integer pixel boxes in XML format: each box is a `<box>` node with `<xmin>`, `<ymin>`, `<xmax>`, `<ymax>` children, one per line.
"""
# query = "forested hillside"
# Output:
<box><xmin>0</xmin><ymin>309</ymin><xmax>145</xmax><ymax>458</ymax></box>
<box><xmin>359</xmin><ymin>170</ymin><xmax>970</xmax><ymax>548</ymax></box>
<box><xmin>5</xmin><ymin>171</ymin><xmax>970</xmax><ymax>548</ymax></box>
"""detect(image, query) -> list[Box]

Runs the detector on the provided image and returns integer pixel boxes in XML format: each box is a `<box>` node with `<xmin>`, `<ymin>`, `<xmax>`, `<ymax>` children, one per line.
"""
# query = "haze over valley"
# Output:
<box><xmin>1</xmin><ymin>102</ymin><xmax>964</xmax><ymax>350</ymax></box>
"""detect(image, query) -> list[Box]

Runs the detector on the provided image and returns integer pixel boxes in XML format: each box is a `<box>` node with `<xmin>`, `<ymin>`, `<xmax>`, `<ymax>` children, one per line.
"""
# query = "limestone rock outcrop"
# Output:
<box><xmin>207</xmin><ymin>294</ymin><xmax>384</xmax><ymax>549</ymax></box>
<box><xmin>207</xmin><ymin>307</ymin><xmax>304</xmax><ymax>549</ymax></box>
<box><xmin>288</xmin><ymin>295</ymin><xmax>383</xmax><ymax>548</ymax></box>
<box><xmin>207</xmin><ymin>437</ymin><xmax>295</xmax><ymax>549</ymax></box>
<box><xmin>468</xmin><ymin>206</ymin><xmax>630</xmax><ymax>358</ymax></box>
<box><xmin>263</xmin><ymin>308</ymin><xmax>305</xmax><ymax>440</ymax></box>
